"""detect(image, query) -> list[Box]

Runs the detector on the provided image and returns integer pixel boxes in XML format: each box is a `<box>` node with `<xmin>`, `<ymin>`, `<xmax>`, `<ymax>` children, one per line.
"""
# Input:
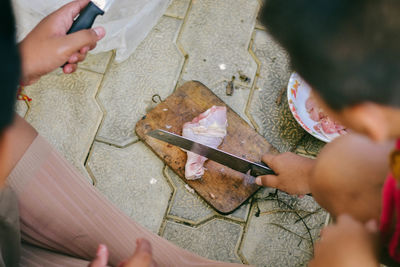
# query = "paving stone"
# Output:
<box><xmin>165</xmin><ymin>0</ymin><xmax>191</xmax><ymax>19</ymax></box>
<box><xmin>79</xmin><ymin>51</ymin><xmax>113</xmax><ymax>74</ymax></box>
<box><xmin>166</xmin><ymin>167</ymin><xmax>215</xmax><ymax>225</ymax></box>
<box><xmin>163</xmin><ymin>219</ymin><xmax>243</xmax><ymax>263</ymax></box>
<box><xmin>15</xmin><ymin>100</ymin><xmax>28</xmax><ymax>118</ymax></box>
<box><xmin>241</xmin><ymin>189</ymin><xmax>327</xmax><ymax>266</ymax></box>
<box><xmin>179</xmin><ymin>0</ymin><xmax>258</xmax><ymax>88</ymax></box>
<box><xmin>249</xmin><ymin>30</ymin><xmax>305</xmax><ymax>152</ymax></box>
<box><xmin>24</xmin><ymin>69</ymin><xmax>103</xmax><ymax>180</ymax></box>
<box><xmin>97</xmin><ymin>16</ymin><xmax>184</xmax><ymax>147</ymax></box>
<box><xmin>295</xmin><ymin>134</ymin><xmax>326</xmax><ymax>158</ymax></box>
<box><xmin>87</xmin><ymin>141</ymin><xmax>173</xmax><ymax>233</ymax></box>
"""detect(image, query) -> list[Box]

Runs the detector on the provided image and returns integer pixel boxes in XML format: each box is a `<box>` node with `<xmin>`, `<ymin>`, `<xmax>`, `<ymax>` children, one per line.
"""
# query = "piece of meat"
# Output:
<box><xmin>320</xmin><ymin>117</ymin><xmax>337</xmax><ymax>134</ymax></box>
<box><xmin>305</xmin><ymin>96</ymin><xmax>317</xmax><ymax>113</ymax></box>
<box><xmin>309</xmin><ymin>108</ymin><xmax>322</xmax><ymax>121</ymax></box>
<box><xmin>305</xmin><ymin>95</ymin><xmax>347</xmax><ymax>138</ymax></box>
<box><xmin>182</xmin><ymin>106</ymin><xmax>228</xmax><ymax>180</ymax></box>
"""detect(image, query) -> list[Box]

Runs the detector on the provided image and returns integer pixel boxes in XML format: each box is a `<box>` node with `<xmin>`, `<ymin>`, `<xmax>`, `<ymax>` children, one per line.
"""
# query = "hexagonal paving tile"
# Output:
<box><xmin>79</xmin><ymin>51</ymin><xmax>113</xmax><ymax>74</ymax></box>
<box><xmin>87</xmin><ymin>141</ymin><xmax>173</xmax><ymax>233</ymax></box>
<box><xmin>249</xmin><ymin>30</ymin><xmax>305</xmax><ymax>152</ymax></box>
<box><xmin>96</xmin><ymin>16</ymin><xmax>184</xmax><ymax>147</ymax></box>
<box><xmin>179</xmin><ymin>0</ymin><xmax>258</xmax><ymax>88</ymax></box>
<box><xmin>163</xmin><ymin>219</ymin><xmax>243</xmax><ymax>263</ymax></box>
<box><xmin>165</xmin><ymin>0</ymin><xmax>191</xmax><ymax>19</ymax></box>
<box><xmin>166</xmin><ymin>167</ymin><xmax>215</xmax><ymax>225</ymax></box>
<box><xmin>241</xmin><ymin>189</ymin><xmax>327</xmax><ymax>266</ymax></box>
<box><xmin>24</xmin><ymin>69</ymin><xmax>103</xmax><ymax>180</ymax></box>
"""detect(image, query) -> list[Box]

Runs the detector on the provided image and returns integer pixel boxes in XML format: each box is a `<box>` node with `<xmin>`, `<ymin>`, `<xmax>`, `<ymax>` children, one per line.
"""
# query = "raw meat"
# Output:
<box><xmin>182</xmin><ymin>106</ymin><xmax>228</xmax><ymax>180</ymax></box>
<box><xmin>306</xmin><ymin>95</ymin><xmax>347</xmax><ymax>138</ymax></box>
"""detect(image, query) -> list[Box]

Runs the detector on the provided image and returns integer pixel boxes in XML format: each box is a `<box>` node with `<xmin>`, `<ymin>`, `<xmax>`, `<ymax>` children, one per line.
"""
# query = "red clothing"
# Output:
<box><xmin>380</xmin><ymin>139</ymin><xmax>400</xmax><ymax>262</ymax></box>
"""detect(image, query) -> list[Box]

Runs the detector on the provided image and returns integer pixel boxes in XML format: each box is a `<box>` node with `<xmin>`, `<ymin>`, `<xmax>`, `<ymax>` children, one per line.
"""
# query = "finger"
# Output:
<box><xmin>124</xmin><ymin>239</ymin><xmax>154</xmax><ymax>267</ymax></box>
<box><xmin>63</xmin><ymin>63</ymin><xmax>78</xmax><ymax>74</ymax></box>
<box><xmin>68</xmin><ymin>52</ymin><xmax>87</xmax><ymax>64</ymax></box>
<box><xmin>61</xmin><ymin>27</ymin><xmax>105</xmax><ymax>57</ymax></box>
<box><xmin>365</xmin><ymin>219</ymin><xmax>378</xmax><ymax>233</ymax></box>
<box><xmin>80</xmin><ymin>46</ymin><xmax>90</xmax><ymax>55</ymax></box>
<box><xmin>255</xmin><ymin>175</ymin><xmax>279</xmax><ymax>187</ymax></box>
<box><xmin>89</xmin><ymin>244</ymin><xmax>109</xmax><ymax>267</ymax></box>
<box><xmin>68</xmin><ymin>52</ymin><xmax>80</xmax><ymax>64</ymax></box>
<box><xmin>88</xmin><ymin>41</ymin><xmax>98</xmax><ymax>52</ymax></box>
<box><xmin>261</xmin><ymin>153</ymin><xmax>277</xmax><ymax>169</ymax></box>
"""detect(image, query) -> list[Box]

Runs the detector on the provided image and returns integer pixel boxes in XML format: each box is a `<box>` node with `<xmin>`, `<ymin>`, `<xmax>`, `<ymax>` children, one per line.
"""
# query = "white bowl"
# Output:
<box><xmin>287</xmin><ymin>72</ymin><xmax>337</xmax><ymax>143</ymax></box>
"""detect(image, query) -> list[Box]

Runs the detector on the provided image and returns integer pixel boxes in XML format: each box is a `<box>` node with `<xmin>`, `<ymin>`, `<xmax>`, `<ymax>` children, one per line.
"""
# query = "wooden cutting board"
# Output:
<box><xmin>135</xmin><ymin>81</ymin><xmax>278</xmax><ymax>213</ymax></box>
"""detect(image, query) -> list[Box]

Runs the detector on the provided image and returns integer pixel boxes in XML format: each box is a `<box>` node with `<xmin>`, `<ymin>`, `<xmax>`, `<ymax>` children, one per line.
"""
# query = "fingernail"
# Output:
<box><xmin>255</xmin><ymin>177</ymin><xmax>261</xmax><ymax>185</ymax></box>
<box><xmin>93</xmin><ymin>27</ymin><xmax>105</xmax><ymax>38</ymax></box>
<box><xmin>96</xmin><ymin>244</ymin><xmax>108</xmax><ymax>265</ymax></box>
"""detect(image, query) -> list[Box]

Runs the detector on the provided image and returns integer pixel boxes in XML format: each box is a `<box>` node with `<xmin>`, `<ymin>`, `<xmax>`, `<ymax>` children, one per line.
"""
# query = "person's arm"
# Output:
<box><xmin>256</xmin><ymin>152</ymin><xmax>315</xmax><ymax>195</ymax></box>
<box><xmin>309</xmin><ymin>214</ymin><xmax>379</xmax><ymax>267</ymax></box>
<box><xmin>18</xmin><ymin>0</ymin><xmax>106</xmax><ymax>85</ymax></box>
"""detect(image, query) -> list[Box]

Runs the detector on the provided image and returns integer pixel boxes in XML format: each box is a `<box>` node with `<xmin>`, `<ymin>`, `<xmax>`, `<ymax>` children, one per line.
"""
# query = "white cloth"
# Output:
<box><xmin>12</xmin><ymin>0</ymin><xmax>171</xmax><ymax>62</ymax></box>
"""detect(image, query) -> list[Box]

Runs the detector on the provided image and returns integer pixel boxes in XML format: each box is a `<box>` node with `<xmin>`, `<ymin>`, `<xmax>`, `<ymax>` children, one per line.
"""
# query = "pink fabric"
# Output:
<box><xmin>380</xmin><ymin>139</ymin><xmax>400</xmax><ymax>262</ymax></box>
<box><xmin>7</xmin><ymin>135</ymin><xmax>245</xmax><ymax>266</ymax></box>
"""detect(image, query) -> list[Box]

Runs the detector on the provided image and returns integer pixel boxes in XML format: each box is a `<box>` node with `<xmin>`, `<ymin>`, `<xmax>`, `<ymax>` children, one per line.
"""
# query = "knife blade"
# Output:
<box><xmin>147</xmin><ymin>129</ymin><xmax>275</xmax><ymax>177</ymax></box>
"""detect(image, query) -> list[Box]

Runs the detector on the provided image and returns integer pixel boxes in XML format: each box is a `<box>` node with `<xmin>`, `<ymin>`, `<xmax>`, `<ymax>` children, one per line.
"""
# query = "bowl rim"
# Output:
<box><xmin>287</xmin><ymin>72</ymin><xmax>331</xmax><ymax>143</ymax></box>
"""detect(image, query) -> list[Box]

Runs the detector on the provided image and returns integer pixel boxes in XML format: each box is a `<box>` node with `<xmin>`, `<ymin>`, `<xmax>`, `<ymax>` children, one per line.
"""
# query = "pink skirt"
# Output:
<box><xmin>7</xmin><ymin>135</ymin><xmax>243</xmax><ymax>266</ymax></box>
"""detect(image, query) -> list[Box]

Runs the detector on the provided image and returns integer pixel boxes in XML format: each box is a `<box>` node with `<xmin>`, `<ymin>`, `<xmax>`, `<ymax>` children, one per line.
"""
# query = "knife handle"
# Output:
<box><xmin>67</xmin><ymin>2</ymin><xmax>104</xmax><ymax>34</ymax></box>
<box><xmin>61</xmin><ymin>2</ymin><xmax>104</xmax><ymax>67</ymax></box>
<box><xmin>250</xmin><ymin>162</ymin><xmax>275</xmax><ymax>177</ymax></box>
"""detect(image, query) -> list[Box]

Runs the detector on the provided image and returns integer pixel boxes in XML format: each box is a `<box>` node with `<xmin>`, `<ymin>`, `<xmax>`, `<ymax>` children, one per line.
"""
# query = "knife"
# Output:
<box><xmin>67</xmin><ymin>0</ymin><xmax>112</xmax><ymax>34</ymax></box>
<box><xmin>147</xmin><ymin>129</ymin><xmax>276</xmax><ymax>177</ymax></box>
<box><xmin>62</xmin><ymin>0</ymin><xmax>113</xmax><ymax>67</ymax></box>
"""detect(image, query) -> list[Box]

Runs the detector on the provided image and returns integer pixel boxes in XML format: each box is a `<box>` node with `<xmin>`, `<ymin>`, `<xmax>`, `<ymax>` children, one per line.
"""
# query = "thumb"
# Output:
<box><xmin>255</xmin><ymin>174</ymin><xmax>279</xmax><ymax>187</ymax></box>
<box><xmin>61</xmin><ymin>27</ymin><xmax>105</xmax><ymax>57</ymax></box>
<box><xmin>89</xmin><ymin>244</ymin><xmax>109</xmax><ymax>267</ymax></box>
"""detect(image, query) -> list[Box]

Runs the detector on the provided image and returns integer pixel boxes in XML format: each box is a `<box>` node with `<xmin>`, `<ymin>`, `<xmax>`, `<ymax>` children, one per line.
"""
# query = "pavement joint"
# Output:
<box><xmin>82</xmin><ymin>51</ymin><xmax>117</xmax><ymax>185</ymax></box>
<box><xmin>15</xmin><ymin>99</ymin><xmax>30</xmax><ymax>118</ymax></box>
<box><xmin>172</xmin><ymin>0</ymin><xmax>193</xmax><ymax>91</ymax></box>
<box><xmin>163</xmin><ymin>13</ymin><xmax>184</xmax><ymax>20</ymax></box>
<box><xmin>245</xmin><ymin>30</ymin><xmax>262</xmax><ymax>133</ymax></box>
<box><xmin>91</xmin><ymin>50</ymin><xmax>116</xmax><ymax>146</ymax></box>
<box><xmin>158</xmin><ymin>164</ymin><xmax>177</xmax><ymax>235</ymax></box>
<box><xmin>236</xmin><ymin>198</ymin><xmax>256</xmax><ymax>265</ymax></box>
